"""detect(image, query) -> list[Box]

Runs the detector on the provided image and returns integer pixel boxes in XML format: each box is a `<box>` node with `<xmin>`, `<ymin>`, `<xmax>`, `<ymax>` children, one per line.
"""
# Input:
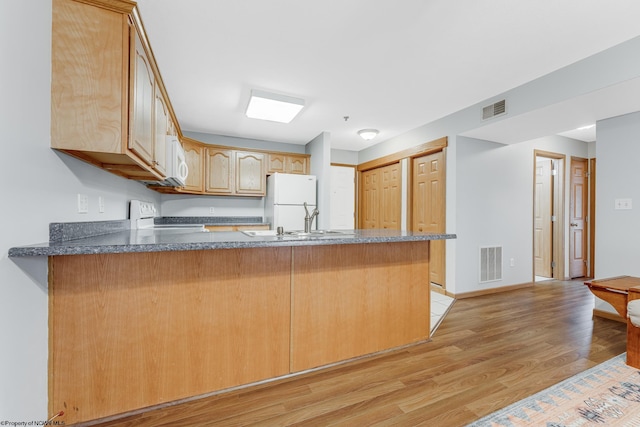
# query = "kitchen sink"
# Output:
<box><xmin>242</xmin><ymin>229</ymin><xmax>355</xmax><ymax>238</ymax></box>
<box><xmin>293</xmin><ymin>230</ymin><xmax>355</xmax><ymax>236</ymax></box>
<box><xmin>241</xmin><ymin>230</ymin><xmax>279</xmax><ymax>237</ymax></box>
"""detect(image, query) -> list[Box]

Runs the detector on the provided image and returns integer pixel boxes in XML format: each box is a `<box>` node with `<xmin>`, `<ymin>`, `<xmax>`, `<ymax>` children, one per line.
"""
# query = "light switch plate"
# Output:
<box><xmin>77</xmin><ymin>194</ymin><xmax>89</xmax><ymax>213</ymax></box>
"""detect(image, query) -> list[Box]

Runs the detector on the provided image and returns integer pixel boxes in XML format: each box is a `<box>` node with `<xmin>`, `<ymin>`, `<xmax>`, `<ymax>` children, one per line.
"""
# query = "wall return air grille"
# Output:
<box><xmin>482</xmin><ymin>99</ymin><xmax>506</xmax><ymax>120</ymax></box>
<box><xmin>479</xmin><ymin>246</ymin><xmax>503</xmax><ymax>283</ymax></box>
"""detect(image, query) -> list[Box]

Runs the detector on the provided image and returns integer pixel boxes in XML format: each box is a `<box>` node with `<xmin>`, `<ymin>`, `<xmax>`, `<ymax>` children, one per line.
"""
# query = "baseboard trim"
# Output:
<box><xmin>452</xmin><ymin>282</ymin><xmax>534</xmax><ymax>299</ymax></box>
<box><xmin>593</xmin><ymin>309</ymin><xmax>625</xmax><ymax>323</ymax></box>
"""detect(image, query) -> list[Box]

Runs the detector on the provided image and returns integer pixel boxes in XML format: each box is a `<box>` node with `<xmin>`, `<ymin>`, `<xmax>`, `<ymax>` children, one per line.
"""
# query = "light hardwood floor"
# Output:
<box><xmin>88</xmin><ymin>280</ymin><xmax>626</xmax><ymax>426</ymax></box>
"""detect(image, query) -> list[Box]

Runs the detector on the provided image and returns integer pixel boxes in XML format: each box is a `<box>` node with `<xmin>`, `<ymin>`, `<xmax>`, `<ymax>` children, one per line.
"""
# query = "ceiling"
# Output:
<box><xmin>136</xmin><ymin>0</ymin><xmax>640</xmax><ymax>151</ymax></box>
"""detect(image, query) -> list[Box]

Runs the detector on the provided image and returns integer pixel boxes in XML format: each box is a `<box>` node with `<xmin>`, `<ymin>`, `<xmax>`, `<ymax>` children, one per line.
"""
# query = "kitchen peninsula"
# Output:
<box><xmin>10</xmin><ymin>225</ymin><xmax>454</xmax><ymax>425</ymax></box>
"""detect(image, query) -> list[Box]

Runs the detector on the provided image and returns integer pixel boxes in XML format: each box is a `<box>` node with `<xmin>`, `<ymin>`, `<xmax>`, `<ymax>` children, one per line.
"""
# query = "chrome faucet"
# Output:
<box><xmin>303</xmin><ymin>202</ymin><xmax>319</xmax><ymax>233</ymax></box>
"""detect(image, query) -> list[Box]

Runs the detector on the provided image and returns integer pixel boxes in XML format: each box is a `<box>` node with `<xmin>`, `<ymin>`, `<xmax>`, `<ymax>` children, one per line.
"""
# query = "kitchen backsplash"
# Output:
<box><xmin>160</xmin><ymin>194</ymin><xmax>265</xmax><ymax>217</ymax></box>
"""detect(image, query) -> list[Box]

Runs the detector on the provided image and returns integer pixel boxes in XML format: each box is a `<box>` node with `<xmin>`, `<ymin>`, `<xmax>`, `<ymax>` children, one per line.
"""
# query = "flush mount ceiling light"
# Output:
<box><xmin>358</xmin><ymin>129</ymin><xmax>379</xmax><ymax>141</ymax></box>
<box><xmin>245</xmin><ymin>90</ymin><xmax>305</xmax><ymax>123</ymax></box>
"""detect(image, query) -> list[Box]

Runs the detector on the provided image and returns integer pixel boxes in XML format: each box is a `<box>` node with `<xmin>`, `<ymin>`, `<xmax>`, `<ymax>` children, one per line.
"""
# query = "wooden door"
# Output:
<box><xmin>129</xmin><ymin>29</ymin><xmax>155</xmax><ymax>165</ymax></box>
<box><xmin>329</xmin><ymin>165</ymin><xmax>356</xmax><ymax>229</ymax></box>
<box><xmin>534</xmin><ymin>158</ymin><xmax>553</xmax><ymax>277</ymax></box>
<box><xmin>412</xmin><ymin>151</ymin><xmax>445</xmax><ymax>286</ymax></box>
<box><xmin>361</xmin><ymin>169</ymin><xmax>379</xmax><ymax>229</ymax></box>
<box><xmin>380</xmin><ymin>163</ymin><xmax>401</xmax><ymax>229</ymax></box>
<box><xmin>569</xmin><ymin>158</ymin><xmax>588</xmax><ymax>278</ymax></box>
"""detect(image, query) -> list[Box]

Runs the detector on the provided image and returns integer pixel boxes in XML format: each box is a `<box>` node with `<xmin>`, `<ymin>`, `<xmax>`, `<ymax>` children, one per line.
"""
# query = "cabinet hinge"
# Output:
<box><xmin>551</xmin><ymin>169</ymin><xmax>557</xmax><ymax>176</ymax></box>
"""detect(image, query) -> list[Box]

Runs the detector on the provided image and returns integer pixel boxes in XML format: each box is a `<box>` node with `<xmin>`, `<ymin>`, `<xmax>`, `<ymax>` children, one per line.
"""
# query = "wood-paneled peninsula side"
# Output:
<box><xmin>10</xmin><ymin>228</ymin><xmax>455</xmax><ymax>425</ymax></box>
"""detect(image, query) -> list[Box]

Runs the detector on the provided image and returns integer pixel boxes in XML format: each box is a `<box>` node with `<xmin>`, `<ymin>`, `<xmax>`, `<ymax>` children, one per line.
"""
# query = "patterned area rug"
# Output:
<box><xmin>468</xmin><ymin>353</ymin><xmax>640</xmax><ymax>426</ymax></box>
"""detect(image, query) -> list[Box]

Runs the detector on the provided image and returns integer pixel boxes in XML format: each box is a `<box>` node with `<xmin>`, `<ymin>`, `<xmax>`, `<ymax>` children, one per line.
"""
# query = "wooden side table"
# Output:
<box><xmin>584</xmin><ymin>276</ymin><xmax>640</xmax><ymax>368</ymax></box>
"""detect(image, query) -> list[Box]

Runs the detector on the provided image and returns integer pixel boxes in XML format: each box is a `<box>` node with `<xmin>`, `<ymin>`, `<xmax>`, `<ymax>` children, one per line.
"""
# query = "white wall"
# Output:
<box><xmin>306</xmin><ymin>132</ymin><xmax>332</xmax><ymax>229</ymax></box>
<box><xmin>454</xmin><ymin>135</ymin><xmax>588</xmax><ymax>294</ymax></box>
<box><xmin>331</xmin><ymin>149</ymin><xmax>359</xmax><ymax>165</ymax></box>
<box><xmin>1</xmin><ymin>2</ymin><xmax>163</xmax><ymax>420</ymax></box>
<box><xmin>594</xmin><ymin>111</ymin><xmax>640</xmax><ymax>313</ymax></box>
<box><xmin>161</xmin><ymin>194</ymin><xmax>265</xmax><ymax>217</ymax></box>
<box><xmin>356</xmin><ymin>36</ymin><xmax>640</xmax><ymax>296</ymax></box>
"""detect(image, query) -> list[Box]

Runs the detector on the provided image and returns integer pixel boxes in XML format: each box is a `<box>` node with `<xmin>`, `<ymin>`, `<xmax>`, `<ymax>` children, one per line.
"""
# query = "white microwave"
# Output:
<box><xmin>164</xmin><ymin>136</ymin><xmax>188</xmax><ymax>187</ymax></box>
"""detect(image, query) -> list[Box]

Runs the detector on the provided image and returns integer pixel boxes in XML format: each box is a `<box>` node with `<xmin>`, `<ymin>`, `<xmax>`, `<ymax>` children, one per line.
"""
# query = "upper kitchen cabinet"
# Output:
<box><xmin>205</xmin><ymin>147</ymin><xmax>234</xmax><ymax>194</ymax></box>
<box><xmin>51</xmin><ymin>0</ymin><xmax>179</xmax><ymax>181</ymax></box>
<box><xmin>267</xmin><ymin>153</ymin><xmax>310</xmax><ymax>175</ymax></box>
<box><xmin>151</xmin><ymin>138</ymin><xmax>306</xmax><ymax>197</ymax></box>
<box><xmin>182</xmin><ymin>138</ymin><xmax>204</xmax><ymax>193</ymax></box>
<box><xmin>235</xmin><ymin>151</ymin><xmax>265</xmax><ymax>195</ymax></box>
<box><xmin>205</xmin><ymin>149</ymin><xmax>265</xmax><ymax>196</ymax></box>
<box><xmin>129</xmin><ymin>29</ymin><xmax>155</xmax><ymax>169</ymax></box>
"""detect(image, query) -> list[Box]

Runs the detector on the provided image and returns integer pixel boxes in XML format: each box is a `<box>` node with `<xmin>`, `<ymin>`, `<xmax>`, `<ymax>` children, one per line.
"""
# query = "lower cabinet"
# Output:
<box><xmin>49</xmin><ymin>242</ymin><xmax>431</xmax><ymax>424</ymax></box>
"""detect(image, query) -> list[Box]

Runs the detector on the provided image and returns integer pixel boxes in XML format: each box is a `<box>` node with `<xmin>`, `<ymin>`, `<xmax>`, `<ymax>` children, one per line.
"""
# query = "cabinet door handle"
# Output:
<box><xmin>570</xmin><ymin>222</ymin><xmax>578</xmax><ymax>227</ymax></box>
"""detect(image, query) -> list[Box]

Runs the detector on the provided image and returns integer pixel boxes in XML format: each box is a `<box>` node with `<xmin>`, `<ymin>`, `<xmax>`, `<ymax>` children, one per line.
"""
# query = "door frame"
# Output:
<box><xmin>589</xmin><ymin>158</ymin><xmax>596</xmax><ymax>278</ymax></box>
<box><xmin>532</xmin><ymin>150</ymin><xmax>566</xmax><ymax>282</ymax></box>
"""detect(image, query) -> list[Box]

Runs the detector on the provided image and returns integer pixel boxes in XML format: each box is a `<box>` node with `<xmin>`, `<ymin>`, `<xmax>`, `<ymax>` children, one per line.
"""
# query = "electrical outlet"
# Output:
<box><xmin>209</xmin><ymin>207</ymin><xmax>215</xmax><ymax>214</ymax></box>
<box><xmin>98</xmin><ymin>196</ymin><xmax>105</xmax><ymax>213</ymax></box>
<box><xmin>615</xmin><ymin>198</ymin><xmax>632</xmax><ymax>210</ymax></box>
<box><xmin>77</xmin><ymin>194</ymin><xmax>89</xmax><ymax>213</ymax></box>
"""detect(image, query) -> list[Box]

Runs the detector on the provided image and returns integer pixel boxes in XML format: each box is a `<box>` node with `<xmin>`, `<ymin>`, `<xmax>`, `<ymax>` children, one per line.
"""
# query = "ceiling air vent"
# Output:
<box><xmin>482</xmin><ymin>99</ymin><xmax>506</xmax><ymax>120</ymax></box>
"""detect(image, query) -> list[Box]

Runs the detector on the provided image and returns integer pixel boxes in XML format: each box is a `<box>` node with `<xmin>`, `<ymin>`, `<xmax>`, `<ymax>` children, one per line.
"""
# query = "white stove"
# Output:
<box><xmin>129</xmin><ymin>200</ymin><xmax>208</xmax><ymax>232</ymax></box>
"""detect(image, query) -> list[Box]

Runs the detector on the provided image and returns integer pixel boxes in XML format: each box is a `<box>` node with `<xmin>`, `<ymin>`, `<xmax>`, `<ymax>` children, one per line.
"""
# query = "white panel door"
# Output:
<box><xmin>329</xmin><ymin>166</ymin><xmax>355</xmax><ymax>229</ymax></box>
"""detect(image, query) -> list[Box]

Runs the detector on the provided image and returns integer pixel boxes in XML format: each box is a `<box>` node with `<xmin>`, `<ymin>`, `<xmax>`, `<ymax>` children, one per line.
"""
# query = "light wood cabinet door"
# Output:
<box><xmin>182</xmin><ymin>139</ymin><xmax>204</xmax><ymax>193</ymax></box>
<box><xmin>267</xmin><ymin>153</ymin><xmax>286</xmax><ymax>174</ymax></box>
<box><xmin>51</xmin><ymin>0</ymin><xmax>175</xmax><ymax>182</ymax></box>
<box><xmin>129</xmin><ymin>29</ymin><xmax>155</xmax><ymax>166</ymax></box>
<box><xmin>153</xmin><ymin>86</ymin><xmax>168</xmax><ymax>176</ymax></box>
<box><xmin>236</xmin><ymin>151</ymin><xmax>265</xmax><ymax>195</ymax></box>
<box><xmin>286</xmin><ymin>154</ymin><xmax>308</xmax><ymax>175</ymax></box>
<box><xmin>206</xmin><ymin>148</ymin><xmax>234</xmax><ymax>194</ymax></box>
<box><xmin>51</xmin><ymin>0</ymin><xmax>126</xmax><ymax>154</ymax></box>
<box><xmin>267</xmin><ymin>153</ymin><xmax>309</xmax><ymax>175</ymax></box>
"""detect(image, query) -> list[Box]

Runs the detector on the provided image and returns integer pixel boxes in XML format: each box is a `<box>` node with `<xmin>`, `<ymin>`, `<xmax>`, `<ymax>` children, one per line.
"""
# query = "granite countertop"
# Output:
<box><xmin>9</xmin><ymin>221</ymin><xmax>456</xmax><ymax>257</ymax></box>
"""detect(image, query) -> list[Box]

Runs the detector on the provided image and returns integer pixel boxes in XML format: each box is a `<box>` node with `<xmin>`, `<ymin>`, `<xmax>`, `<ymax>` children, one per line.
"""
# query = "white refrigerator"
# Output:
<box><xmin>265</xmin><ymin>173</ymin><xmax>317</xmax><ymax>231</ymax></box>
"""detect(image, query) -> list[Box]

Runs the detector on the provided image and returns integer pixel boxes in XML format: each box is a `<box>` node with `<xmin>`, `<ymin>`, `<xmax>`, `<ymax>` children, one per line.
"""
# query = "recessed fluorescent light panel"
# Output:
<box><xmin>245</xmin><ymin>90</ymin><xmax>305</xmax><ymax>123</ymax></box>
